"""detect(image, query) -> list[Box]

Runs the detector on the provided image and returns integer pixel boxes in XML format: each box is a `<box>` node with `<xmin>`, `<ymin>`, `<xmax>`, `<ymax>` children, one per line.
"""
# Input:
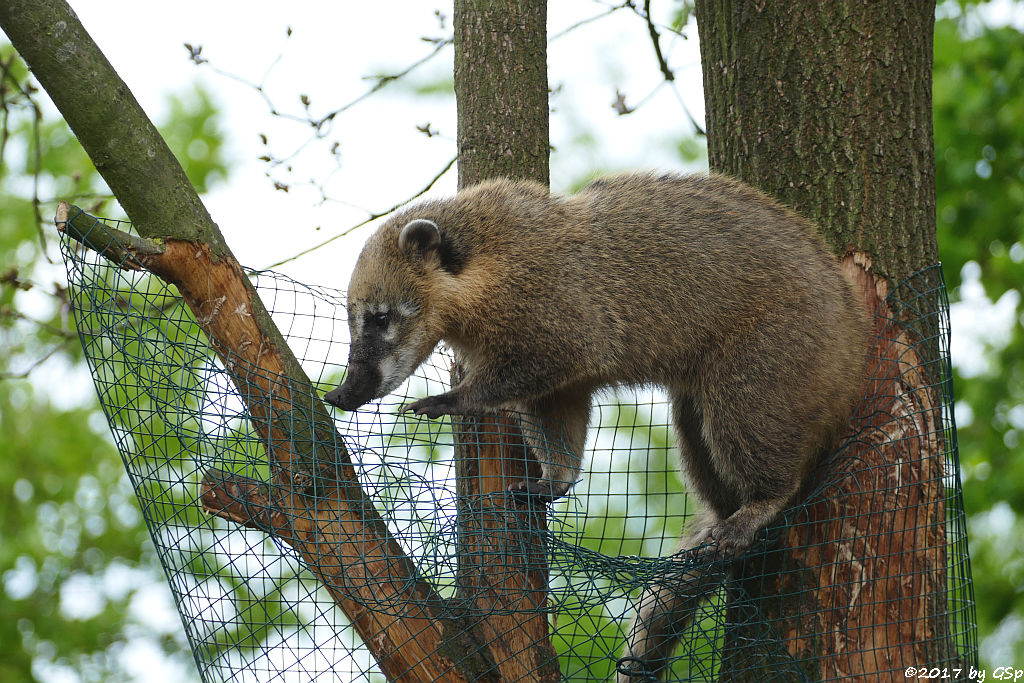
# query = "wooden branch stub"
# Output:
<box><xmin>56</xmin><ymin>201</ymin><xmax>164</xmax><ymax>271</ymax></box>
<box><xmin>199</xmin><ymin>468</ymin><xmax>284</xmax><ymax>533</ymax></box>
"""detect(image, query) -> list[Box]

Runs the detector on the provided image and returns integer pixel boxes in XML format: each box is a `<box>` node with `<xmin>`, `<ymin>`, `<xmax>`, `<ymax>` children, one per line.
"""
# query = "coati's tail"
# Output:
<box><xmin>617</xmin><ymin>528</ymin><xmax>727</xmax><ymax>681</ymax></box>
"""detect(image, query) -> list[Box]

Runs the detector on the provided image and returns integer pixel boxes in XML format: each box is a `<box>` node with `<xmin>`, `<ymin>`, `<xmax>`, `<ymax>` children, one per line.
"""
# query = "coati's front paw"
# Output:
<box><xmin>690</xmin><ymin>518</ymin><xmax>756</xmax><ymax>559</ymax></box>
<box><xmin>404</xmin><ymin>392</ymin><xmax>463</xmax><ymax>419</ymax></box>
<box><xmin>507</xmin><ymin>478</ymin><xmax>570</xmax><ymax>504</ymax></box>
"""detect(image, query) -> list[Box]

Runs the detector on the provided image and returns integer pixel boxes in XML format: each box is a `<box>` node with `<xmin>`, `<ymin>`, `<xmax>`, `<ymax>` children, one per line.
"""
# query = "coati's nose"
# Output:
<box><xmin>324</xmin><ymin>362</ymin><xmax>382</xmax><ymax>411</ymax></box>
<box><xmin>324</xmin><ymin>386</ymin><xmax>356</xmax><ymax>410</ymax></box>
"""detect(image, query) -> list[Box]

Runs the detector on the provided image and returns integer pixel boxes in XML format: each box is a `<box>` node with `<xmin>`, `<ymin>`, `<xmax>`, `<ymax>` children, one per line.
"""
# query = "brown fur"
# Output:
<box><xmin>326</xmin><ymin>172</ymin><xmax>868</xmax><ymax>679</ymax></box>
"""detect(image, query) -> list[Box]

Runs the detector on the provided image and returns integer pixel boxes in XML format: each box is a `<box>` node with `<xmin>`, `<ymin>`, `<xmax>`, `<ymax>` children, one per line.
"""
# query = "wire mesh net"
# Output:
<box><xmin>59</xmin><ymin>210</ymin><xmax>976</xmax><ymax>682</ymax></box>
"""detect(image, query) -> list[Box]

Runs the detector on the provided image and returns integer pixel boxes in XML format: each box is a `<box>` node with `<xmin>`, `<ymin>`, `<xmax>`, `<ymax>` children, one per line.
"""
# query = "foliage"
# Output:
<box><xmin>933</xmin><ymin>11</ymin><xmax>1024</xmax><ymax>664</ymax></box>
<box><xmin>0</xmin><ymin>44</ymin><xmax>225</xmax><ymax>682</ymax></box>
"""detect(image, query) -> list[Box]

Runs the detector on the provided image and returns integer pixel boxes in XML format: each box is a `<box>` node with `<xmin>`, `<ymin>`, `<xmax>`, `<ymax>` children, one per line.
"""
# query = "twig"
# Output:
<box><xmin>0</xmin><ymin>341</ymin><xmax>71</xmax><ymax>379</ymax></box>
<box><xmin>643</xmin><ymin>0</ymin><xmax>675</xmax><ymax>83</ymax></box>
<box><xmin>550</xmin><ymin>1</ymin><xmax>633</xmax><ymax>42</ymax></box>
<box><xmin>263</xmin><ymin>154</ymin><xmax>457</xmax><ymax>270</ymax></box>
<box><xmin>190</xmin><ymin>37</ymin><xmax>451</xmax><ymax>151</ymax></box>
<box><xmin>669</xmin><ymin>81</ymin><xmax>706</xmax><ymax>137</ymax></box>
<box><xmin>0</xmin><ymin>54</ymin><xmax>49</xmax><ymax>258</ymax></box>
<box><xmin>2</xmin><ymin>307</ymin><xmax>76</xmax><ymax>339</ymax></box>
<box><xmin>313</xmin><ymin>39</ymin><xmax>453</xmax><ymax>130</ymax></box>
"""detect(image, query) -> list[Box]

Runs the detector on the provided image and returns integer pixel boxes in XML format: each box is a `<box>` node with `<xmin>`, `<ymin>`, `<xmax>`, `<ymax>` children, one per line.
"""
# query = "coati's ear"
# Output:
<box><xmin>399</xmin><ymin>218</ymin><xmax>465</xmax><ymax>274</ymax></box>
<box><xmin>399</xmin><ymin>219</ymin><xmax>441</xmax><ymax>257</ymax></box>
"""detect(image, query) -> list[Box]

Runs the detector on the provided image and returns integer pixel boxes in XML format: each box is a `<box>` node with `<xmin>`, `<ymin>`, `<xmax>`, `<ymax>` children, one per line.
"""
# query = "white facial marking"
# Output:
<box><xmin>350</xmin><ymin>303</ymin><xmax>364</xmax><ymax>336</ymax></box>
<box><xmin>377</xmin><ymin>341</ymin><xmax>422</xmax><ymax>397</ymax></box>
<box><xmin>378</xmin><ymin>356</ymin><xmax>399</xmax><ymax>393</ymax></box>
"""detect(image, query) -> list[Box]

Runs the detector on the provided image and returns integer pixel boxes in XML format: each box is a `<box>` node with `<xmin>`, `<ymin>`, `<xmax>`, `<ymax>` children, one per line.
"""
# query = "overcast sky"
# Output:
<box><xmin>61</xmin><ymin>1</ymin><xmax>704</xmax><ymax>278</ymax></box>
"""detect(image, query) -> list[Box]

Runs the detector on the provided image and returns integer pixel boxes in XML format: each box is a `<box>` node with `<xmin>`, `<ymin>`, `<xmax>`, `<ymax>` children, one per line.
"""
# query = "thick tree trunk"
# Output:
<box><xmin>695</xmin><ymin>2</ymin><xmax>964</xmax><ymax>680</ymax></box>
<box><xmin>451</xmin><ymin>1</ymin><xmax>559</xmax><ymax>681</ymax></box>
<box><xmin>696</xmin><ymin>1</ymin><xmax>937</xmax><ymax>284</ymax></box>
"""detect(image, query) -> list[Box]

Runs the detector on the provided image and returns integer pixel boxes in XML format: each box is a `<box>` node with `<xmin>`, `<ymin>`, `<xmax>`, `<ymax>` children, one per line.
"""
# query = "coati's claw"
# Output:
<box><xmin>507</xmin><ymin>479</ymin><xmax>567</xmax><ymax>504</ymax></box>
<box><xmin>404</xmin><ymin>393</ymin><xmax>461</xmax><ymax>419</ymax></box>
<box><xmin>691</xmin><ymin>519</ymin><xmax>755</xmax><ymax>560</ymax></box>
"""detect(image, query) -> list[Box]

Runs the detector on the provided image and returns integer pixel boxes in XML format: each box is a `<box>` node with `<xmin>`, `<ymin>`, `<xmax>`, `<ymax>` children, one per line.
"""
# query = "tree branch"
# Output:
<box><xmin>265</xmin><ymin>154</ymin><xmax>457</xmax><ymax>270</ymax></box>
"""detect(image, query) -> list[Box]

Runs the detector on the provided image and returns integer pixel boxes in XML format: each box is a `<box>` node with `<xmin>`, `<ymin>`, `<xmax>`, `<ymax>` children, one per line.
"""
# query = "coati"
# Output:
<box><xmin>324</xmin><ymin>171</ymin><xmax>867</xmax><ymax>680</ymax></box>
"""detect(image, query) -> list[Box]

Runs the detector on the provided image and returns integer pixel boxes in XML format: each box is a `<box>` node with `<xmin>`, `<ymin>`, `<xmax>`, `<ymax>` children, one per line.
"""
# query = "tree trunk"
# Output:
<box><xmin>451</xmin><ymin>1</ymin><xmax>559</xmax><ymax>681</ymax></box>
<box><xmin>695</xmin><ymin>1</ymin><xmax>968</xmax><ymax>680</ymax></box>
<box><xmin>454</xmin><ymin>0</ymin><xmax>550</xmax><ymax>188</ymax></box>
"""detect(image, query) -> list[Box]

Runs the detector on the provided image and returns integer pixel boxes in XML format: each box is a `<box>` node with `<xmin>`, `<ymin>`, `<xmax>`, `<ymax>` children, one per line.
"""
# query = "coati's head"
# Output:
<box><xmin>324</xmin><ymin>216</ymin><xmax>457</xmax><ymax>411</ymax></box>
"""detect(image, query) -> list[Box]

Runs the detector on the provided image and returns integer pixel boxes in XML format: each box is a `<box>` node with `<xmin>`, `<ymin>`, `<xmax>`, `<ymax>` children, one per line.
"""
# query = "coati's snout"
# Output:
<box><xmin>324</xmin><ymin>217</ymin><xmax>446</xmax><ymax>412</ymax></box>
<box><xmin>324</xmin><ymin>326</ymin><xmax>408</xmax><ymax>412</ymax></box>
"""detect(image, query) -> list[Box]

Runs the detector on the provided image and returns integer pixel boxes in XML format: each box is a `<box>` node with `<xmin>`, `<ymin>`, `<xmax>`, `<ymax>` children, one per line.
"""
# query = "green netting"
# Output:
<box><xmin>59</xmin><ymin>212</ymin><xmax>976</xmax><ymax>682</ymax></box>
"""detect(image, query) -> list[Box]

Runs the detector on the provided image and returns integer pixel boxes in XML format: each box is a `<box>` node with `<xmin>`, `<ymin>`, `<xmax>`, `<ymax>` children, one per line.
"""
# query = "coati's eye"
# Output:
<box><xmin>373</xmin><ymin>312</ymin><xmax>389</xmax><ymax>328</ymax></box>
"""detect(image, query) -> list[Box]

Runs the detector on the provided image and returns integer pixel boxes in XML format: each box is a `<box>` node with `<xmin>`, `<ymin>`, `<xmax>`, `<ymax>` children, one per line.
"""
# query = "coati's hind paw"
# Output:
<box><xmin>507</xmin><ymin>478</ymin><xmax>568</xmax><ymax>505</ymax></box>
<box><xmin>614</xmin><ymin>656</ymin><xmax>656</xmax><ymax>682</ymax></box>
<box><xmin>404</xmin><ymin>392</ymin><xmax>463</xmax><ymax>419</ymax></box>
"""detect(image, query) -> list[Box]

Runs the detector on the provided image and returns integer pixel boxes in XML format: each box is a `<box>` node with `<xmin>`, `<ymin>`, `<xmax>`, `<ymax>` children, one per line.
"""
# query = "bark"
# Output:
<box><xmin>454</xmin><ymin>0</ymin><xmax>550</xmax><ymax>188</ymax></box>
<box><xmin>696</xmin><ymin>1</ymin><xmax>937</xmax><ymax>285</ymax></box>
<box><xmin>2</xmin><ymin>0</ymin><xmax>503</xmax><ymax>679</ymax></box>
<box><xmin>694</xmin><ymin>1</ymin><xmax>963</xmax><ymax>679</ymax></box>
<box><xmin>451</xmin><ymin>1</ymin><xmax>559</xmax><ymax>681</ymax></box>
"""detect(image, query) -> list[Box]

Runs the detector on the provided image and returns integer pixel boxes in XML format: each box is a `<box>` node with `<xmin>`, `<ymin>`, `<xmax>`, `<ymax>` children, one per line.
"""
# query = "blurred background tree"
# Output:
<box><xmin>0</xmin><ymin>44</ymin><xmax>227</xmax><ymax>681</ymax></box>
<box><xmin>1</xmin><ymin>0</ymin><xmax>1023</xmax><ymax>678</ymax></box>
<box><xmin>933</xmin><ymin>4</ymin><xmax>1024</xmax><ymax>664</ymax></box>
